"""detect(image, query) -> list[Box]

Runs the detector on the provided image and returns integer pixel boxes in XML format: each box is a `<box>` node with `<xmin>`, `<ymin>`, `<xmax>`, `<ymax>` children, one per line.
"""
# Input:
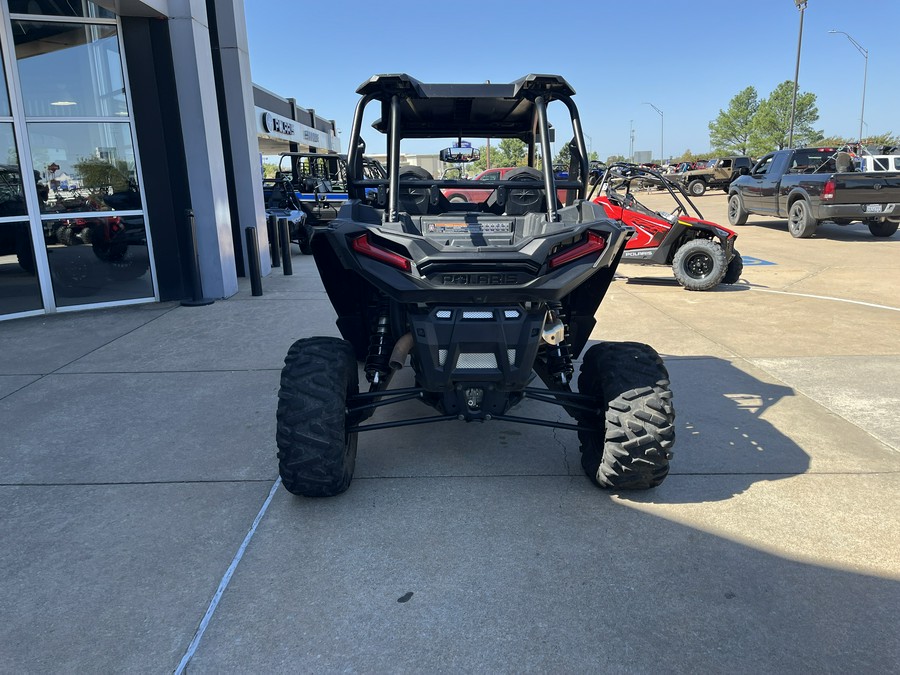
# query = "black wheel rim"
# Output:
<box><xmin>728</xmin><ymin>199</ymin><xmax>737</xmax><ymax>220</ymax></box>
<box><xmin>684</xmin><ymin>251</ymin><xmax>714</xmax><ymax>279</ymax></box>
<box><xmin>789</xmin><ymin>205</ymin><xmax>802</xmax><ymax>232</ymax></box>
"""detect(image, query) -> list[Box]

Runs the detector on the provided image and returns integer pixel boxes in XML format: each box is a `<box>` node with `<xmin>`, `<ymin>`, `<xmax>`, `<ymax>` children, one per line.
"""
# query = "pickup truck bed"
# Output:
<box><xmin>727</xmin><ymin>148</ymin><xmax>900</xmax><ymax>238</ymax></box>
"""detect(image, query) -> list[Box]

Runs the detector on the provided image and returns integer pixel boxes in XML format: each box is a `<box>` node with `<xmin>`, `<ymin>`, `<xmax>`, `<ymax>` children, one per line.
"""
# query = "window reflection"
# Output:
<box><xmin>0</xmin><ymin>221</ymin><xmax>43</xmax><ymax>314</ymax></box>
<box><xmin>13</xmin><ymin>21</ymin><xmax>126</xmax><ymax>118</ymax></box>
<box><xmin>6</xmin><ymin>1</ymin><xmax>114</xmax><ymax>19</ymax></box>
<box><xmin>28</xmin><ymin>122</ymin><xmax>139</xmax><ymax>214</ymax></box>
<box><xmin>0</xmin><ymin>124</ymin><xmax>29</xmax><ymax>217</ymax></box>
<box><xmin>0</xmin><ymin>52</ymin><xmax>9</xmax><ymax>117</ymax></box>
<box><xmin>43</xmin><ymin>214</ymin><xmax>152</xmax><ymax>306</ymax></box>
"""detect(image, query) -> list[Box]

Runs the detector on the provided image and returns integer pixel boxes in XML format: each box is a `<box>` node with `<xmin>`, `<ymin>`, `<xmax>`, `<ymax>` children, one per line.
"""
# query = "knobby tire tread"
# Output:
<box><xmin>577</xmin><ymin>341</ymin><xmax>675</xmax><ymax>490</ymax></box>
<box><xmin>276</xmin><ymin>337</ymin><xmax>359</xmax><ymax>497</ymax></box>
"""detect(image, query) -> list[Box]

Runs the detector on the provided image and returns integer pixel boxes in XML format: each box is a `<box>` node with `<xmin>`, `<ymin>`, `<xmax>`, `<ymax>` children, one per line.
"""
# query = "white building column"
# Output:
<box><xmin>211</xmin><ymin>0</ymin><xmax>270</xmax><ymax>276</ymax></box>
<box><xmin>166</xmin><ymin>0</ymin><xmax>238</xmax><ymax>299</ymax></box>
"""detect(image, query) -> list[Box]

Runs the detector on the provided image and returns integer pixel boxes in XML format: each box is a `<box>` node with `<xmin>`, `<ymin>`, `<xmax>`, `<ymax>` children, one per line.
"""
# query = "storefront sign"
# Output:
<box><xmin>256</xmin><ymin>107</ymin><xmax>338</xmax><ymax>151</ymax></box>
<box><xmin>262</xmin><ymin>112</ymin><xmax>295</xmax><ymax>136</ymax></box>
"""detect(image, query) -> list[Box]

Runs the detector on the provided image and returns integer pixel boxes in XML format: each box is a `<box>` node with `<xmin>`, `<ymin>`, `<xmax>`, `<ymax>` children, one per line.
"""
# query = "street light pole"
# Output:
<box><xmin>629</xmin><ymin>120</ymin><xmax>634</xmax><ymax>162</ymax></box>
<box><xmin>788</xmin><ymin>0</ymin><xmax>807</xmax><ymax>149</ymax></box>
<box><xmin>643</xmin><ymin>102</ymin><xmax>663</xmax><ymax>165</ymax></box>
<box><xmin>829</xmin><ymin>29</ymin><xmax>868</xmax><ymax>146</ymax></box>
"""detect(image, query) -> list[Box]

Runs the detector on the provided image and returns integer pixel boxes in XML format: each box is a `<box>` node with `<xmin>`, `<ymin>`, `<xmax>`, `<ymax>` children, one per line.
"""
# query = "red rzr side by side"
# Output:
<box><xmin>589</xmin><ymin>163</ymin><xmax>743</xmax><ymax>291</ymax></box>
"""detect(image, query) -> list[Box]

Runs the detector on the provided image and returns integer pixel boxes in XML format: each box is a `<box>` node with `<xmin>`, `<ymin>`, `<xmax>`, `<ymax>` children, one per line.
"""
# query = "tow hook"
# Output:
<box><xmin>541</xmin><ymin>310</ymin><xmax>565</xmax><ymax>346</ymax></box>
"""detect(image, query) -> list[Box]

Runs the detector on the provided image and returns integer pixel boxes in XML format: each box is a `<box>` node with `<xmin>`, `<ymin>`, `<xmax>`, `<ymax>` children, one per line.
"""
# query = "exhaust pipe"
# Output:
<box><xmin>389</xmin><ymin>332</ymin><xmax>414</xmax><ymax>370</ymax></box>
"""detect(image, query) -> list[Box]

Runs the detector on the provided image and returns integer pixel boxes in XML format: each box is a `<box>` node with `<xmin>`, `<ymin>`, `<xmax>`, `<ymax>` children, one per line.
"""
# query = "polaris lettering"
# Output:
<box><xmin>439</xmin><ymin>273</ymin><xmax>518</xmax><ymax>285</ymax></box>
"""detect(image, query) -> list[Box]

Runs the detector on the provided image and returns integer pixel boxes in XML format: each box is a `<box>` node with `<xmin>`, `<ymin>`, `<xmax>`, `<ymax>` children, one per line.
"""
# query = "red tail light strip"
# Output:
<box><xmin>548</xmin><ymin>231</ymin><xmax>606</xmax><ymax>269</ymax></box>
<box><xmin>351</xmin><ymin>233</ymin><xmax>412</xmax><ymax>272</ymax></box>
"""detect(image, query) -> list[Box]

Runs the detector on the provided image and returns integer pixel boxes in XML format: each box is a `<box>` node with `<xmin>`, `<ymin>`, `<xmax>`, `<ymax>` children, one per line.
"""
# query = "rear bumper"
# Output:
<box><xmin>816</xmin><ymin>202</ymin><xmax>900</xmax><ymax>221</ymax></box>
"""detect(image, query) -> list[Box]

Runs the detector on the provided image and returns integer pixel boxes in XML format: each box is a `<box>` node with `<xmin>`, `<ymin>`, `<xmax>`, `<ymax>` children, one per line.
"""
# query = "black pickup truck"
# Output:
<box><xmin>727</xmin><ymin>147</ymin><xmax>900</xmax><ymax>238</ymax></box>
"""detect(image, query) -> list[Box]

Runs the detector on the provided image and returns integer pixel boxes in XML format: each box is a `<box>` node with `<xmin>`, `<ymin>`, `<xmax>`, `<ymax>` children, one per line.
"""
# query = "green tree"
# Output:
<box><xmin>605</xmin><ymin>154</ymin><xmax>626</xmax><ymax>164</ymax></box>
<box><xmin>73</xmin><ymin>157</ymin><xmax>131</xmax><ymax>195</ymax></box>
<box><xmin>749</xmin><ymin>81</ymin><xmax>822</xmax><ymax>155</ymax></box>
<box><xmin>262</xmin><ymin>162</ymin><xmax>278</xmax><ymax>178</ymax></box>
<box><xmin>492</xmin><ymin>138</ymin><xmax>527</xmax><ymax>167</ymax></box>
<box><xmin>553</xmin><ymin>142</ymin><xmax>571</xmax><ymax>169</ymax></box>
<box><xmin>671</xmin><ymin>149</ymin><xmax>709</xmax><ymax>163</ymax></box>
<box><xmin>709</xmin><ymin>86</ymin><xmax>758</xmax><ymax>155</ymax></box>
<box><xmin>862</xmin><ymin>131</ymin><xmax>900</xmax><ymax>147</ymax></box>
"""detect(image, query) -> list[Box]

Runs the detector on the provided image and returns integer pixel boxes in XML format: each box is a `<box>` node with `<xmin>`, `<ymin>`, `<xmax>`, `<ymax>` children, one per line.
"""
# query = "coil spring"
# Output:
<box><xmin>546</xmin><ymin>303</ymin><xmax>574</xmax><ymax>385</ymax></box>
<box><xmin>364</xmin><ymin>309</ymin><xmax>392</xmax><ymax>385</ymax></box>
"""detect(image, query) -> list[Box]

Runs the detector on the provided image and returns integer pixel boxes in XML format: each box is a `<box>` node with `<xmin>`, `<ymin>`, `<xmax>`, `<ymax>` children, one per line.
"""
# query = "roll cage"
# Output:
<box><xmin>344</xmin><ymin>74</ymin><xmax>591</xmax><ymax>224</ymax></box>
<box><xmin>589</xmin><ymin>162</ymin><xmax>708</xmax><ymax>222</ymax></box>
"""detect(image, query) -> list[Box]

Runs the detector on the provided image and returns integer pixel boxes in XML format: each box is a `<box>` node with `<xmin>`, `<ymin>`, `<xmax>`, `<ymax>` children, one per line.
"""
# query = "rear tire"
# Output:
<box><xmin>276</xmin><ymin>337</ymin><xmax>359</xmax><ymax>497</ymax></box>
<box><xmin>727</xmin><ymin>193</ymin><xmax>749</xmax><ymax>226</ymax></box>
<box><xmin>672</xmin><ymin>238</ymin><xmax>727</xmax><ymax>291</ymax></box>
<box><xmin>787</xmin><ymin>199</ymin><xmax>817</xmax><ymax>238</ymax></box>
<box><xmin>867</xmin><ymin>219</ymin><xmax>899</xmax><ymax>237</ymax></box>
<box><xmin>687</xmin><ymin>179</ymin><xmax>706</xmax><ymax>196</ymax></box>
<box><xmin>722</xmin><ymin>249</ymin><xmax>743</xmax><ymax>284</ymax></box>
<box><xmin>577</xmin><ymin>342</ymin><xmax>675</xmax><ymax>490</ymax></box>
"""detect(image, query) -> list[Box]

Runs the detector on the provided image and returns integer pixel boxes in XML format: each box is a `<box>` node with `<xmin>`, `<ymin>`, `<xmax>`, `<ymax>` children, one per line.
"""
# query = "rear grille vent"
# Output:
<box><xmin>438</xmin><ymin>350</ymin><xmax>516</xmax><ymax>369</ymax></box>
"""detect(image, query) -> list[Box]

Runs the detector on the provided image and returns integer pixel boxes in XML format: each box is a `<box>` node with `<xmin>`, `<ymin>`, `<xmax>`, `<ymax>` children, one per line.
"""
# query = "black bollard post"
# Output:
<box><xmin>181</xmin><ymin>209</ymin><xmax>214</xmax><ymax>306</ymax></box>
<box><xmin>278</xmin><ymin>218</ymin><xmax>293</xmax><ymax>276</ymax></box>
<box><xmin>244</xmin><ymin>227</ymin><xmax>263</xmax><ymax>296</ymax></box>
<box><xmin>267</xmin><ymin>213</ymin><xmax>280</xmax><ymax>268</ymax></box>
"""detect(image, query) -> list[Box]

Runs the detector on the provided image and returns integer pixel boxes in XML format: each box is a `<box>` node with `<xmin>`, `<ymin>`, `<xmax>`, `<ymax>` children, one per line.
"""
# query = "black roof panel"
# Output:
<box><xmin>358</xmin><ymin>74</ymin><xmax>576</xmax><ymax>139</ymax></box>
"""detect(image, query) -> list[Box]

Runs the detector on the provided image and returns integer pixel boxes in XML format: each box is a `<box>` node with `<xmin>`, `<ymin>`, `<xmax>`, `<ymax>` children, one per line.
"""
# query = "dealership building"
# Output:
<box><xmin>0</xmin><ymin>0</ymin><xmax>339</xmax><ymax>322</ymax></box>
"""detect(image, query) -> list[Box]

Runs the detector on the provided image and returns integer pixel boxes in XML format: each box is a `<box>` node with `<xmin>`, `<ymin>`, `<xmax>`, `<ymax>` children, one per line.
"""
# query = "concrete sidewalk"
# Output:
<box><xmin>1</xmin><ymin>201</ymin><xmax>899</xmax><ymax>672</ymax></box>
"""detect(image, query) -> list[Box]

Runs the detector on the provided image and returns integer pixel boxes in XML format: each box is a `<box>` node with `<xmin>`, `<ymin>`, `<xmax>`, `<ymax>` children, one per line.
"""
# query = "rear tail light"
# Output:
<box><xmin>822</xmin><ymin>179</ymin><xmax>836</xmax><ymax>201</ymax></box>
<box><xmin>548</xmin><ymin>231</ymin><xmax>606</xmax><ymax>269</ymax></box>
<box><xmin>351</xmin><ymin>233</ymin><xmax>412</xmax><ymax>272</ymax></box>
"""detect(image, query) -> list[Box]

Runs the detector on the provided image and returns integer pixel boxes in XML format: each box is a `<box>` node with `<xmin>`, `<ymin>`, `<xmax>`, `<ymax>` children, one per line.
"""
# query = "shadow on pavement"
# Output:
<box><xmin>745</xmin><ymin>218</ymin><xmax>900</xmax><ymax>242</ymax></box>
<box><xmin>185</xmin><ymin>475</ymin><xmax>899</xmax><ymax>672</ymax></box>
<box><xmin>350</xmin><ymin>353</ymin><xmax>808</xmax><ymax>505</ymax></box>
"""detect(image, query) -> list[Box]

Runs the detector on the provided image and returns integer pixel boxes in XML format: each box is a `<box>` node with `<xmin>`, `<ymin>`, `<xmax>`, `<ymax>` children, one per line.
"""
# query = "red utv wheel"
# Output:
<box><xmin>672</xmin><ymin>238</ymin><xmax>727</xmax><ymax>291</ymax></box>
<box><xmin>722</xmin><ymin>249</ymin><xmax>743</xmax><ymax>284</ymax></box>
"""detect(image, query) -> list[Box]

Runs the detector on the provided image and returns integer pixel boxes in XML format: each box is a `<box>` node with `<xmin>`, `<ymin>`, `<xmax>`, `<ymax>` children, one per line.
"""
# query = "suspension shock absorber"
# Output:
<box><xmin>543</xmin><ymin>302</ymin><xmax>574</xmax><ymax>385</ymax></box>
<box><xmin>365</xmin><ymin>303</ymin><xmax>392</xmax><ymax>385</ymax></box>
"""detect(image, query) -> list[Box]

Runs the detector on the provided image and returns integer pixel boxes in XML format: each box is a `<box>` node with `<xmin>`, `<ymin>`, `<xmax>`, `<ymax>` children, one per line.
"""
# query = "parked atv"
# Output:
<box><xmin>276</xmin><ymin>74</ymin><xmax>675</xmax><ymax>497</ymax></box>
<box><xmin>590</xmin><ymin>163</ymin><xmax>743</xmax><ymax>291</ymax></box>
<box><xmin>263</xmin><ymin>172</ymin><xmax>313</xmax><ymax>253</ymax></box>
<box><xmin>263</xmin><ymin>154</ymin><xmax>388</xmax><ymax>253</ymax></box>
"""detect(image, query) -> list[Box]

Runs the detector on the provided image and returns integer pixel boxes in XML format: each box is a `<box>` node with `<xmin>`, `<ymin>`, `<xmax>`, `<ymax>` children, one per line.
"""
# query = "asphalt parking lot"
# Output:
<box><xmin>1</xmin><ymin>193</ymin><xmax>898</xmax><ymax>672</ymax></box>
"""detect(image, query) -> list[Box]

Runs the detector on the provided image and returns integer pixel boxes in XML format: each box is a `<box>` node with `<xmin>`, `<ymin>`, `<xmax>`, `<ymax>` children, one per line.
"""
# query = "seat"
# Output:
<box><xmin>486</xmin><ymin>167</ymin><xmax>549</xmax><ymax>216</ymax></box>
<box><xmin>396</xmin><ymin>165</ymin><xmax>450</xmax><ymax>215</ymax></box>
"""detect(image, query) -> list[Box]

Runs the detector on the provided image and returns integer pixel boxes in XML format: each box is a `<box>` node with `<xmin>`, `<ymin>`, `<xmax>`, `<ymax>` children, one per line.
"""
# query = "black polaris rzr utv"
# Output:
<box><xmin>276</xmin><ymin>74</ymin><xmax>675</xmax><ymax>497</ymax></box>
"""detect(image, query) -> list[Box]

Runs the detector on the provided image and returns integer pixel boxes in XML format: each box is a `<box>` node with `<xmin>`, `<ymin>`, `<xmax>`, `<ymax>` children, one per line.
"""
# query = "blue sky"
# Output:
<box><xmin>244</xmin><ymin>0</ymin><xmax>898</xmax><ymax>160</ymax></box>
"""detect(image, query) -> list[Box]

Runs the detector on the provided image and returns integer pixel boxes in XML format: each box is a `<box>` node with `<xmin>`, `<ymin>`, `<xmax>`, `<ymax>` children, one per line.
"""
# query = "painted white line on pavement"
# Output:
<box><xmin>749</xmin><ymin>288</ymin><xmax>900</xmax><ymax>312</ymax></box>
<box><xmin>174</xmin><ymin>477</ymin><xmax>282</xmax><ymax>674</ymax></box>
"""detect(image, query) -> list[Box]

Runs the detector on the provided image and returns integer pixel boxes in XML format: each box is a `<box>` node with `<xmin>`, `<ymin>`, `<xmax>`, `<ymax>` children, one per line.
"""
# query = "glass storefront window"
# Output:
<box><xmin>27</xmin><ymin>121</ymin><xmax>139</xmax><ymax>214</ymax></box>
<box><xmin>13</xmin><ymin>21</ymin><xmax>126</xmax><ymax>118</ymax></box>
<box><xmin>0</xmin><ymin>220</ymin><xmax>43</xmax><ymax>313</ymax></box>
<box><xmin>0</xmin><ymin>51</ymin><xmax>9</xmax><ymax>117</ymax></box>
<box><xmin>6</xmin><ymin>1</ymin><xmax>114</xmax><ymax>19</ymax></box>
<box><xmin>0</xmin><ymin>123</ymin><xmax>28</xmax><ymax>217</ymax></box>
<box><xmin>43</xmin><ymin>214</ymin><xmax>152</xmax><ymax>306</ymax></box>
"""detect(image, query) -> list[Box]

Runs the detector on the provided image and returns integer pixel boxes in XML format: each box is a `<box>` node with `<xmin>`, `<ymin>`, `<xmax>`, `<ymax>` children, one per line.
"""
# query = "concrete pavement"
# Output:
<box><xmin>1</xmin><ymin>195</ymin><xmax>898</xmax><ymax>672</ymax></box>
